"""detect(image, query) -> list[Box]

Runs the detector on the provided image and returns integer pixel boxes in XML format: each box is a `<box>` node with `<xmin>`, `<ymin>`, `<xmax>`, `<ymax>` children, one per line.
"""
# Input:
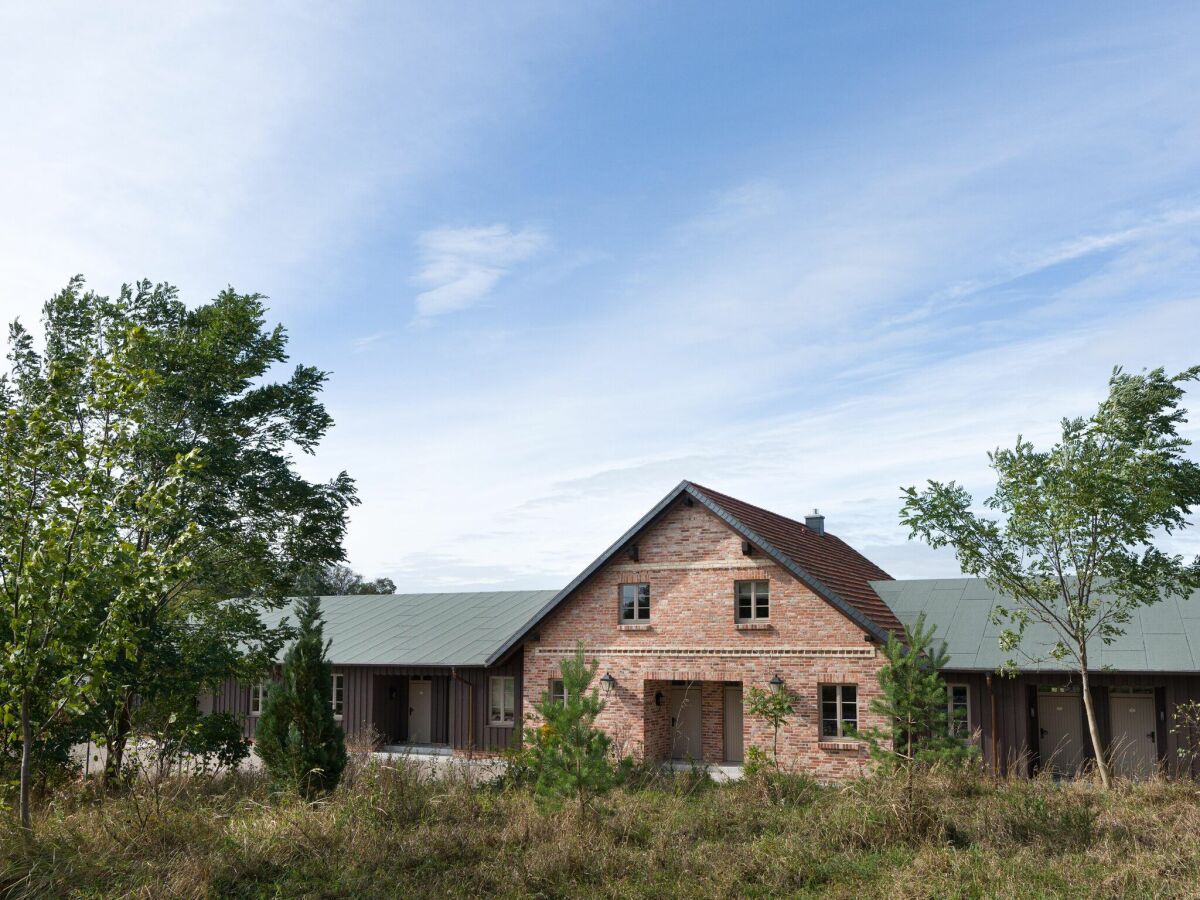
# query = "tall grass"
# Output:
<box><xmin>3</xmin><ymin>762</ymin><xmax>1199</xmax><ymax>898</ymax></box>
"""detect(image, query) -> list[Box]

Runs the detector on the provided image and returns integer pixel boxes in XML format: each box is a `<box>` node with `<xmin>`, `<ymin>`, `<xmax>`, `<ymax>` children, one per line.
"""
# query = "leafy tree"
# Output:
<box><xmin>854</xmin><ymin>614</ymin><xmax>973</xmax><ymax>810</ymax></box>
<box><xmin>294</xmin><ymin>563</ymin><xmax>395</xmax><ymax>596</ymax></box>
<box><xmin>901</xmin><ymin>366</ymin><xmax>1200</xmax><ymax>788</ymax></box>
<box><xmin>8</xmin><ymin>278</ymin><xmax>357</xmax><ymax>782</ymax></box>
<box><xmin>255</xmin><ymin>596</ymin><xmax>347</xmax><ymax>798</ymax></box>
<box><xmin>0</xmin><ymin>313</ymin><xmax>199</xmax><ymax>828</ymax></box>
<box><xmin>522</xmin><ymin>643</ymin><xmax>621</xmax><ymax>815</ymax></box>
<box><xmin>745</xmin><ymin>685</ymin><xmax>795</xmax><ymax>765</ymax></box>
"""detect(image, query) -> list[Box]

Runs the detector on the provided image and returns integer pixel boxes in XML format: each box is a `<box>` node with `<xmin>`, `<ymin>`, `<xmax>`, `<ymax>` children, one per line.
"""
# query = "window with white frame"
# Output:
<box><xmin>331</xmin><ymin>672</ymin><xmax>345</xmax><ymax>720</ymax></box>
<box><xmin>619</xmin><ymin>583</ymin><xmax>650</xmax><ymax>622</ymax></box>
<box><xmin>947</xmin><ymin>683</ymin><xmax>970</xmax><ymax>738</ymax></box>
<box><xmin>249</xmin><ymin>681</ymin><xmax>266</xmax><ymax>717</ymax></box>
<box><xmin>820</xmin><ymin>684</ymin><xmax>858</xmax><ymax>738</ymax></box>
<box><xmin>736</xmin><ymin>580</ymin><xmax>770</xmax><ymax>621</ymax></box>
<box><xmin>490</xmin><ymin>676</ymin><xmax>516</xmax><ymax>726</ymax></box>
<box><xmin>549</xmin><ymin>678</ymin><xmax>566</xmax><ymax>705</ymax></box>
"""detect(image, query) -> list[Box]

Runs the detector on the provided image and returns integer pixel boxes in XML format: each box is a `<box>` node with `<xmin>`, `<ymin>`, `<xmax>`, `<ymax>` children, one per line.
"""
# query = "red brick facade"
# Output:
<box><xmin>521</xmin><ymin>497</ymin><xmax>888</xmax><ymax>779</ymax></box>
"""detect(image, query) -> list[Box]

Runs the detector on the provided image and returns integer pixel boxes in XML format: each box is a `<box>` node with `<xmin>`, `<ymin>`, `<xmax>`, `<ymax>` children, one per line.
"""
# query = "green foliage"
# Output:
<box><xmin>0</xmin><ymin>298</ymin><xmax>201</xmax><ymax>827</ymax></box>
<box><xmin>1171</xmin><ymin>699</ymin><xmax>1200</xmax><ymax>776</ymax></box>
<box><xmin>0</xmin><ymin>278</ymin><xmax>355</xmax><ymax>786</ymax></box>
<box><xmin>745</xmin><ymin>685</ymin><xmax>795</xmax><ymax>763</ymax></box>
<box><xmin>256</xmin><ymin>596</ymin><xmax>346</xmax><ymax>798</ymax></box>
<box><xmin>854</xmin><ymin>613</ymin><xmax>974</xmax><ymax>772</ymax></box>
<box><xmin>293</xmin><ymin>563</ymin><xmax>395</xmax><ymax>596</ymax></box>
<box><xmin>519</xmin><ymin>642</ymin><xmax>624</xmax><ymax>814</ymax></box>
<box><xmin>900</xmin><ymin>365</ymin><xmax>1200</xmax><ymax>787</ymax></box>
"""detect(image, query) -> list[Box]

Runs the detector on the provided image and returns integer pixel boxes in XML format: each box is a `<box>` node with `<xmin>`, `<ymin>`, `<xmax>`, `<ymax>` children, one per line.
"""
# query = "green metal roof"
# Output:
<box><xmin>872</xmin><ymin>578</ymin><xmax>1200</xmax><ymax>673</ymax></box>
<box><xmin>262</xmin><ymin>591</ymin><xmax>559</xmax><ymax>667</ymax></box>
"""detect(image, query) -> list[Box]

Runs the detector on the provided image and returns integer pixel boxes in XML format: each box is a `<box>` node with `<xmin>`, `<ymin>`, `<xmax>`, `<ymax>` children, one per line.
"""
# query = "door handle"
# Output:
<box><xmin>671</xmin><ymin>717</ymin><xmax>676</xmax><ymax>726</ymax></box>
<box><xmin>1039</xmin><ymin>728</ymin><xmax>1047</xmax><ymax>739</ymax></box>
<box><xmin>409</xmin><ymin>707</ymin><xmax>414</xmax><ymax>715</ymax></box>
<box><xmin>1148</xmin><ymin>732</ymin><xmax>1156</xmax><ymax>741</ymax></box>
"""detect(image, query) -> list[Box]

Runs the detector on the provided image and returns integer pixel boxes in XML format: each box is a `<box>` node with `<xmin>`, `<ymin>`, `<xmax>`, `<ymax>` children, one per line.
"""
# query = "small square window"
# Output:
<box><xmin>820</xmin><ymin>684</ymin><xmax>858</xmax><ymax>738</ymax></box>
<box><xmin>490</xmin><ymin>676</ymin><xmax>516</xmax><ymax>726</ymax></box>
<box><xmin>619</xmin><ymin>583</ymin><xmax>650</xmax><ymax>622</ymax></box>
<box><xmin>735</xmin><ymin>580</ymin><xmax>770</xmax><ymax>621</ymax></box>
<box><xmin>331</xmin><ymin>673</ymin><xmax>345</xmax><ymax>720</ymax></box>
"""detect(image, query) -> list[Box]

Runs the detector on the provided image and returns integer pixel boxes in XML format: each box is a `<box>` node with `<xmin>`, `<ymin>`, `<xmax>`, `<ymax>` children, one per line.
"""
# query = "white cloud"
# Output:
<box><xmin>412</xmin><ymin>224</ymin><xmax>549</xmax><ymax>320</ymax></box>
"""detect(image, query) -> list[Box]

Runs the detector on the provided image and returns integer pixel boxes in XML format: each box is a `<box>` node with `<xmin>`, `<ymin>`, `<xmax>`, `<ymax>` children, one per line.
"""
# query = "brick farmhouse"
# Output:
<box><xmin>209</xmin><ymin>481</ymin><xmax>1200</xmax><ymax>779</ymax></box>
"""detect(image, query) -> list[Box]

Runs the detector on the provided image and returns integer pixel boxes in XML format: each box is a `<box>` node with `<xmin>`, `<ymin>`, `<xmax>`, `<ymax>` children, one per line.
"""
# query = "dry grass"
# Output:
<box><xmin>3</xmin><ymin>763</ymin><xmax>1200</xmax><ymax>899</ymax></box>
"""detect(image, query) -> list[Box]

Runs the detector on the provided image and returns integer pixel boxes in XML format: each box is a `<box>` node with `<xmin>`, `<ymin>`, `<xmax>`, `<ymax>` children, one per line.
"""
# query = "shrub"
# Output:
<box><xmin>517</xmin><ymin>642</ymin><xmax>625</xmax><ymax>815</ymax></box>
<box><xmin>256</xmin><ymin>596</ymin><xmax>346</xmax><ymax>799</ymax></box>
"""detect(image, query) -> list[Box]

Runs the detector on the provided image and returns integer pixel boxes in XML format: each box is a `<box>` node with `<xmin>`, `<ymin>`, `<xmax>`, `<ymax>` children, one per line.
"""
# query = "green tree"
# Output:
<box><xmin>522</xmin><ymin>644</ymin><xmax>620</xmax><ymax>816</ymax></box>
<box><xmin>853</xmin><ymin>614</ymin><xmax>972</xmax><ymax>811</ymax></box>
<box><xmin>745</xmin><ymin>685</ymin><xmax>795</xmax><ymax>765</ymax></box>
<box><xmin>901</xmin><ymin>366</ymin><xmax>1200</xmax><ymax>789</ymax></box>
<box><xmin>293</xmin><ymin>563</ymin><xmax>395</xmax><ymax>596</ymax></box>
<box><xmin>13</xmin><ymin>279</ymin><xmax>356</xmax><ymax>781</ymax></box>
<box><xmin>255</xmin><ymin>596</ymin><xmax>347</xmax><ymax>798</ymax></box>
<box><xmin>0</xmin><ymin>314</ymin><xmax>198</xmax><ymax>829</ymax></box>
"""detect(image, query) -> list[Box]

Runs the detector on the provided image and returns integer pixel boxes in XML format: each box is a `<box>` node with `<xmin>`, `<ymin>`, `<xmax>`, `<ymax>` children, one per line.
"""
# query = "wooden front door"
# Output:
<box><xmin>723</xmin><ymin>685</ymin><xmax>744</xmax><ymax>763</ymax></box>
<box><xmin>669</xmin><ymin>686</ymin><xmax>702</xmax><ymax>760</ymax></box>
<box><xmin>1109</xmin><ymin>692</ymin><xmax>1157</xmax><ymax>779</ymax></box>
<box><xmin>1037</xmin><ymin>691</ymin><xmax>1083</xmax><ymax>775</ymax></box>
<box><xmin>409</xmin><ymin>679</ymin><xmax>432</xmax><ymax>744</ymax></box>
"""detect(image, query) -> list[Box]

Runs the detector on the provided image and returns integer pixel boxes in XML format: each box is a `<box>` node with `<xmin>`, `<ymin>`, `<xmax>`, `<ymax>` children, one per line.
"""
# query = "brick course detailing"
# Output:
<box><xmin>521</xmin><ymin>497</ymin><xmax>887</xmax><ymax>779</ymax></box>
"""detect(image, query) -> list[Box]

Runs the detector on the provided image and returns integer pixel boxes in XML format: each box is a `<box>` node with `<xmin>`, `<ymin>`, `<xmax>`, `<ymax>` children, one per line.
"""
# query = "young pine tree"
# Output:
<box><xmin>855</xmin><ymin>614</ymin><xmax>972</xmax><ymax>808</ymax></box>
<box><xmin>255</xmin><ymin>596</ymin><xmax>347</xmax><ymax>798</ymax></box>
<box><xmin>523</xmin><ymin>643</ymin><xmax>621</xmax><ymax>816</ymax></box>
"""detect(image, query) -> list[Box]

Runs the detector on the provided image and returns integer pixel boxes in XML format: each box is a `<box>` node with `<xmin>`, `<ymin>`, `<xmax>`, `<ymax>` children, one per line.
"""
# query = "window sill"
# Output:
<box><xmin>619</xmin><ymin>623</ymin><xmax>652</xmax><ymax>632</ymax></box>
<box><xmin>817</xmin><ymin>740</ymin><xmax>861</xmax><ymax>752</ymax></box>
<box><xmin>735</xmin><ymin>622</ymin><xmax>772</xmax><ymax>631</ymax></box>
<box><xmin>489</xmin><ymin>721</ymin><xmax>516</xmax><ymax>729</ymax></box>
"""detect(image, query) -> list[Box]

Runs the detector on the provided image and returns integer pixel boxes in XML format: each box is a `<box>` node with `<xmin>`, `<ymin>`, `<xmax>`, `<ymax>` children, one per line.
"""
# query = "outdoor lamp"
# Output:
<box><xmin>769</xmin><ymin>674</ymin><xmax>784</xmax><ymax>695</ymax></box>
<box><xmin>600</xmin><ymin>671</ymin><xmax>617</xmax><ymax>693</ymax></box>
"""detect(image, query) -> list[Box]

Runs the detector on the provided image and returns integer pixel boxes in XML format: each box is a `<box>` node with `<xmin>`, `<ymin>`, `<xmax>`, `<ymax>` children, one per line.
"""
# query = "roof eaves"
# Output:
<box><xmin>484</xmin><ymin>480</ymin><xmax>694</xmax><ymax>666</ymax></box>
<box><xmin>684</xmin><ymin>484</ymin><xmax>891</xmax><ymax>643</ymax></box>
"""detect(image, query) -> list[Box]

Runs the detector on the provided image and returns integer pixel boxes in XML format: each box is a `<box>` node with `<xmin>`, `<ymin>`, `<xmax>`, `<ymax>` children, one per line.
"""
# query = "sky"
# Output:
<box><xmin>2</xmin><ymin>2</ymin><xmax>1200</xmax><ymax>590</ymax></box>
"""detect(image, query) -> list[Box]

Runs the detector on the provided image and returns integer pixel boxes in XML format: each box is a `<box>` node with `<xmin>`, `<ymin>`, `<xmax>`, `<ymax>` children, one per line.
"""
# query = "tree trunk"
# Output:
<box><xmin>104</xmin><ymin>698</ymin><xmax>132</xmax><ymax>785</ymax></box>
<box><xmin>19</xmin><ymin>692</ymin><xmax>33</xmax><ymax>831</ymax></box>
<box><xmin>1079</xmin><ymin>665</ymin><xmax>1111</xmax><ymax>789</ymax></box>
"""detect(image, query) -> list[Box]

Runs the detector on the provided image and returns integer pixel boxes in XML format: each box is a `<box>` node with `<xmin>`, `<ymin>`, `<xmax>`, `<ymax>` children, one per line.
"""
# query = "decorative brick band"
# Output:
<box><xmin>607</xmin><ymin>559</ymin><xmax>775</xmax><ymax>573</ymax></box>
<box><xmin>535</xmin><ymin>646</ymin><xmax>875</xmax><ymax>659</ymax></box>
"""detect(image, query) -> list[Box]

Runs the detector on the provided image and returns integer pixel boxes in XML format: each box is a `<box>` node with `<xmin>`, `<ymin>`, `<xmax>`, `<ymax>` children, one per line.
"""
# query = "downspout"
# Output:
<box><xmin>451</xmin><ymin>668</ymin><xmax>474</xmax><ymax>758</ymax></box>
<box><xmin>986</xmin><ymin>673</ymin><xmax>998</xmax><ymax>778</ymax></box>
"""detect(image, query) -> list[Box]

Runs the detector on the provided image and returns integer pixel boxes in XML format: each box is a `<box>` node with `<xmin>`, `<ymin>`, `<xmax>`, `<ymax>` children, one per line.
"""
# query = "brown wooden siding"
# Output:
<box><xmin>213</xmin><ymin>651</ymin><xmax>523</xmax><ymax>754</ymax></box>
<box><xmin>948</xmin><ymin>670</ymin><xmax>1200</xmax><ymax>777</ymax></box>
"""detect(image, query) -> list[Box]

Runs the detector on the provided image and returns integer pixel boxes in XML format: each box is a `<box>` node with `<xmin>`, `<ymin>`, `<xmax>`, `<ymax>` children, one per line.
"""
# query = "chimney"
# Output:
<box><xmin>805</xmin><ymin>508</ymin><xmax>825</xmax><ymax>536</ymax></box>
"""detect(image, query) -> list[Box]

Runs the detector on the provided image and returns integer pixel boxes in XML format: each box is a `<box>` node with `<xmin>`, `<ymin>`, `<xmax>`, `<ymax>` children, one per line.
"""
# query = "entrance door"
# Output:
<box><xmin>723</xmin><ymin>685</ymin><xmax>744</xmax><ymax>764</ymax></box>
<box><xmin>1109</xmin><ymin>693</ymin><xmax>1157</xmax><ymax>779</ymax></box>
<box><xmin>669</xmin><ymin>686</ymin><xmax>702</xmax><ymax>760</ymax></box>
<box><xmin>1037</xmin><ymin>691</ymin><xmax>1083</xmax><ymax>775</ymax></box>
<box><xmin>409</xmin><ymin>679</ymin><xmax>432</xmax><ymax>744</ymax></box>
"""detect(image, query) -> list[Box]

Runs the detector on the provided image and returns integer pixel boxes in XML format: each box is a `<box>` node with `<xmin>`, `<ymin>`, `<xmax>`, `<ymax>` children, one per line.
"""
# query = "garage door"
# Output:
<box><xmin>1109</xmin><ymin>692</ymin><xmax>1157</xmax><ymax>779</ymax></box>
<box><xmin>1037</xmin><ymin>691</ymin><xmax>1083</xmax><ymax>776</ymax></box>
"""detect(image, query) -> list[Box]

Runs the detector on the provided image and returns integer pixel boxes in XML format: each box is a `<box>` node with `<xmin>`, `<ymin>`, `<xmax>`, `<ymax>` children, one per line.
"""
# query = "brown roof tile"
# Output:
<box><xmin>688</xmin><ymin>483</ymin><xmax>903</xmax><ymax>635</ymax></box>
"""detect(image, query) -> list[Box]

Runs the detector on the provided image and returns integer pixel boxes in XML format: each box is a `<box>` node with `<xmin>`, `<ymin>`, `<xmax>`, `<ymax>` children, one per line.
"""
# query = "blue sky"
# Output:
<box><xmin>3</xmin><ymin>2</ymin><xmax>1200</xmax><ymax>588</ymax></box>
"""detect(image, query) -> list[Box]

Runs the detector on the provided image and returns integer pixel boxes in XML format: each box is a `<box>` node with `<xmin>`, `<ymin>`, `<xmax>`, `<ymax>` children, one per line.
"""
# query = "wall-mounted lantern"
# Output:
<box><xmin>769</xmin><ymin>674</ymin><xmax>784</xmax><ymax>695</ymax></box>
<box><xmin>600</xmin><ymin>672</ymin><xmax>617</xmax><ymax>694</ymax></box>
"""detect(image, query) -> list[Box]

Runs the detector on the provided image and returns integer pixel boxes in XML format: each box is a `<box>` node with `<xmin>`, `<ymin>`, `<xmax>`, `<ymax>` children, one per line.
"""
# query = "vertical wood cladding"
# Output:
<box><xmin>215</xmin><ymin>661</ymin><xmax>518</xmax><ymax>753</ymax></box>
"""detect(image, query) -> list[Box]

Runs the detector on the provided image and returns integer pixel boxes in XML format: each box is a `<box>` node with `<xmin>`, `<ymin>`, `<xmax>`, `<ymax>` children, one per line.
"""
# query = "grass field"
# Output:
<box><xmin>3</xmin><ymin>758</ymin><xmax>1200</xmax><ymax>899</ymax></box>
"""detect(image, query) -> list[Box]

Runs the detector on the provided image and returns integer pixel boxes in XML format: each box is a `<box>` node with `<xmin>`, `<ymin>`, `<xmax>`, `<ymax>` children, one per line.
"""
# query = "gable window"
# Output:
<box><xmin>619</xmin><ymin>583</ymin><xmax>651</xmax><ymax>622</ymax></box>
<box><xmin>331</xmin><ymin>673</ymin><xmax>345</xmax><ymax>720</ymax></box>
<box><xmin>549</xmin><ymin>678</ymin><xmax>566</xmax><ymax>705</ymax></box>
<box><xmin>490</xmin><ymin>676</ymin><xmax>516</xmax><ymax>726</ymax></box>
<box><xmin>249</xmin><ymin>681</ymin><xmax>266</xmax><ymax>717</ymax></box>
<box><xmin>947</xmin><ymin>683</ymin><xmax>970</xmax><ymax>738</ymax></box>
<box><xmin>820</xmin><ymin>684</ymin><xmax>857</xmax><ymax>738</ymax></box>
<box><xmin>736</xmin><ymin>580</ymin><xmax>770</xmax><ymax>621</ymax></box>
